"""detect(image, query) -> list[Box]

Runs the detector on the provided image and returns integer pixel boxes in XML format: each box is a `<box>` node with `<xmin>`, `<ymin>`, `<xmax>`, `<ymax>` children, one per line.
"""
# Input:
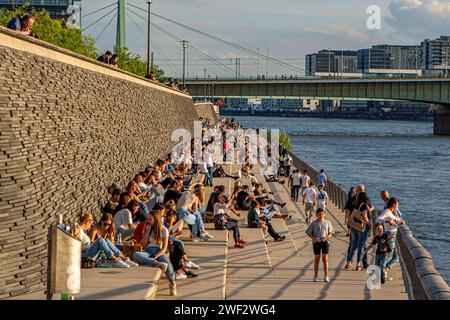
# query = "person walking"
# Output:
<box><xmin>300</xmin><ymin>170</ymin><xmax>310</xmax><ymax>203</ymax></box>
<box><xmin>317</xmin><ymin>169</ymin><xmax>328</xmax><ymax>189</ymax></box>
<box><xmin>376</xmin><ymin>197</ymin><xmax>405</xmax><ymax>278</ymax></box>
<box><xmin>345</xmin><ymin>192</ymin><xmax>371</xmax><ymax>271</ymax></box>
<box><xmin>316</xmin><ymin>185</ymin><xmax>329</xmax><ymax>210</ymax></box>
<box><xmin>303</xmin><ymin>182</ymin><xmax>317</xmax><ymax>224</ymax></box>
<box><xmin>364</xmin><ymin>223</ymin><xmax>392</xmax><ymax>284</ymax></box>
<box><xmin>306</xmin><ymin>208</ymin><xmax>334</xmax><ymax>282</ymax></box>
<box><xmin>288</xmin><ymin>169</ymin><xmax>302</xmax><ymax>202</ymax></box>
<box><xmin>284</xmin><ymin>153</ymin><xmax>293</xmax><ymax>178</ymax></box>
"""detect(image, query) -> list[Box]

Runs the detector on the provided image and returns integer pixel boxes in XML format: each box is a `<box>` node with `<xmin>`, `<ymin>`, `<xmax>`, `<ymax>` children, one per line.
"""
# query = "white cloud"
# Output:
<box><xmin>386</xmin><ymin>0</ymin><xmax>450</xmax><ymax>38</ymax></box>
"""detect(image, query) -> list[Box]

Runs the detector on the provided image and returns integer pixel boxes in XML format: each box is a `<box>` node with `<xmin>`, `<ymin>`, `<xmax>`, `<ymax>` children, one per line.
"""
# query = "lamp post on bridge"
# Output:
<box><xmin>182</xmin><ymin>40</ymin><xmax>188</xmax><ymax>90</ymax></box>
<box><xmin>146</xmin><ymin>0</ymin><xmax>152</xmax><ymax>75</ymax></box>
<box><xmin>203</xmin><ymin>68</ymin><xmax>207</xmax><ymax>102</ymax></box>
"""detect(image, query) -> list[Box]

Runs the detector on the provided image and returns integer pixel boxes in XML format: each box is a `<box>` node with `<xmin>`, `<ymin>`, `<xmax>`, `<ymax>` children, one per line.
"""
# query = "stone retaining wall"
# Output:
<box><xmin>0</xmin><ymin>27</ymin><xmax>196</xmax><ymax>298</ymax></box>
<box><xmin>195</xmin><ymin>102</ymin><xmax>220</xmax><ymax>124</ymax></box>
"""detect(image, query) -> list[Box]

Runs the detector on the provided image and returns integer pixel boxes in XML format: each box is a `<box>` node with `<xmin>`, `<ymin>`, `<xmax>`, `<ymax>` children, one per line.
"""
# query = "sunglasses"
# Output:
<box><xmin>102</xmin><ymin>222</ymin><xmax>112</xmax><ymax>227</ymax></box>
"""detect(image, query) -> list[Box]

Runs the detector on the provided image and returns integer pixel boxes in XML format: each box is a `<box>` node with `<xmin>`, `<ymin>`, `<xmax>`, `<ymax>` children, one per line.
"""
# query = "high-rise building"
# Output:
<box><xmin>420</xmin><ymin>36</ymin><xmax>450</xmax><ymax>72</ymax></box>
<box><xmin>305</xmin><ymin>50</ymin><xmax>358</xmax><ymax>76</ymax></box>
<box><xmin>357</xmin><ymin>45</ymin><xmax>421</xmax><ymax>75</ymax></box>
<box><xmin>0</xmin><ymin>0</ymin><xmax>76</xmax><ymax>21</ymax></box>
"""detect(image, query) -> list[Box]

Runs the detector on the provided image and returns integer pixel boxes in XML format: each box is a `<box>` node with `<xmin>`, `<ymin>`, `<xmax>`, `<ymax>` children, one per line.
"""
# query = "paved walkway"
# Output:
<box><xmin>156</xmin><ymin>163</ymin><xmax>409</xmax><ymax>300</ymax></box>
<box><xmin>10</xmin><ymin>163</ymin><xmax>409</xmax><ymax>300</ymax></box>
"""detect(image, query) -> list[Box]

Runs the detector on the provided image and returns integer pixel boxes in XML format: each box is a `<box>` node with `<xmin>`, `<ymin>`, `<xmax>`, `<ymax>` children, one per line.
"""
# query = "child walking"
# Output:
<box><xmin>364</xmin><ymin>223</ymin><xmax>392</xmax><ymax>284</ymax></box>
<box><xmin>305</xmin><ymin>208</ymin><xmax>334</xmax><ymax>282</ymax></box>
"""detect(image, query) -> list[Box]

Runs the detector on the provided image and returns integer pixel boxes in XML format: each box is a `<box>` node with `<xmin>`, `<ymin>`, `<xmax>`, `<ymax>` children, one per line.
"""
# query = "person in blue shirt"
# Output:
<box><xmin>7</xmin><ymin>14</ymin><xmax>37</xmax><ymax>38</ymax></box>
<box><xmin>317</xmin><ymin>169</ymin><xmax>328</xmax><ymax>188</ymax></box>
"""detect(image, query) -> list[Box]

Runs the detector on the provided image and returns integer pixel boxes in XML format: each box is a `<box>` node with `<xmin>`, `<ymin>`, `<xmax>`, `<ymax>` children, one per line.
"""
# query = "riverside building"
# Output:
<box><xmin>420</xmin><ymin>36</ymin><xmax>450</xmax><ymax>77</ymax></box>
<box><xmin>357</xmin><ymin>45</ymin><xmax>421</xmax><ymax>76</ymax></box>
<box><xmin>305</xmin><ymin>50</ymin><xmax>359</xmax><ymax>77</ymax></box>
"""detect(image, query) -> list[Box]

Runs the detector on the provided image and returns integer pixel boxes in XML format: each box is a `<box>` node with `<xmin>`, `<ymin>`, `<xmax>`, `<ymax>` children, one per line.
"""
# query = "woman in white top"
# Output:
<box><xmin>375</xmin><ymin>197</ymin><xmax>405</xmax><ymax>272</ymax></box>
<box><xmin>176</xmin><ymin>190</ymin><xmax>213</xmax><ymax>242</ymax></box>
<box><xmin>73</xmin><ymin>212</ymin><xmax>136</xmax><ymax>268</ymax></box>
<box><xmin>316</xmin><ymin>185</ymin><xmax>329</xmax><ymax>210</ymax></box>
<box><xmin>133</xmin><ymin>212</ymin><xmax>177</xmax><ymax>296</ymax></box>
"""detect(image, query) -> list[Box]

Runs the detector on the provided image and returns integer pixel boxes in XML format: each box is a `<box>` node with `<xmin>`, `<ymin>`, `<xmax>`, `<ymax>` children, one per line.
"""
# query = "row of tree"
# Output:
<box><xmin>0</xmin><ymin>4</ymin><xmax>166</xmax><ymax>82</ymax></box>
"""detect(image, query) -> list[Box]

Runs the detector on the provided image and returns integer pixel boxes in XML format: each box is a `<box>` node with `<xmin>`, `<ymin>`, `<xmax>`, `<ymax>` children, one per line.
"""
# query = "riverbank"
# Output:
<box><xmin>287</xmin><ymin>151</ymin><xmax>450</xmax><ymax>300</ymax></box>
<box><xmin>221</xmin><ymin>110</ymin><xmax>434</xmax><ymax>121</ymax></box>
<box><xmin>234</xmin><ymin>116</ymin><xmax>450</xmax><ymax>288</ymax></box>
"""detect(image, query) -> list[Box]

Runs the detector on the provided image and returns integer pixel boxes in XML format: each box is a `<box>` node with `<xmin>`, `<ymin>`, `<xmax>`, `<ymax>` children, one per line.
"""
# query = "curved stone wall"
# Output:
<box><xmin>195</xmin><ymin>102</ymin><xmax>221</xmax><ymax>124</ymax></box>
<box><xmin>0</xmin><ymin>27</ymin><xmax>196</xmax><ymax>298</ymax></box>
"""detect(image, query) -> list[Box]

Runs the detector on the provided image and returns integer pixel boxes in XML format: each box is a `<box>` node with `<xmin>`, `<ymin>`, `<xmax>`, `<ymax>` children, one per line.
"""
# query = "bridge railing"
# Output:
<box><xmin>186</xmin><ymin>73</ymin><xmax>450</xmax><ymax>82</ymax></box>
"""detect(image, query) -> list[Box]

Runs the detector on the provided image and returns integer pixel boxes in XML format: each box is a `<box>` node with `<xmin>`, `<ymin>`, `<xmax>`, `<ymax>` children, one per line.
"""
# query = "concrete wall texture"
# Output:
<box><xmin>0</xmin><ymin>29</ymin><xmax>197</xmax><ymax>298</ymax></box>
<box><xmin>195</xmin><ymin>102</ymin><xmax>221</xmax><ymax>124</ymax></box>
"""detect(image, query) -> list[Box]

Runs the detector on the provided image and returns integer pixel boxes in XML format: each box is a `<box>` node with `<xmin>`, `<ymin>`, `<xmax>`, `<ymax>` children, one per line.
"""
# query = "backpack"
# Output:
<box><xmin>213</xmin><ymin>214</ymin><xmax>227</xmax><ymax>230</ymax></box>
<box><xmin>348</xmin><ymin>203</ymin><xmax>366</xmax><ymax>233</ymax></box>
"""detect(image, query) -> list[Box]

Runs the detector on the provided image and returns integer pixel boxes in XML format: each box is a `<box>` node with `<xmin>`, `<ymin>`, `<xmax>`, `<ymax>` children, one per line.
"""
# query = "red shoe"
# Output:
<box><xmin>234</xmin><ymin>243</ymin><xmax>245</xmax><ymax>249</ymax></box>
<box><xmin>239</xmin><ymin>239</ymin><xmax>248</xmax><ymax>244</ymax></box>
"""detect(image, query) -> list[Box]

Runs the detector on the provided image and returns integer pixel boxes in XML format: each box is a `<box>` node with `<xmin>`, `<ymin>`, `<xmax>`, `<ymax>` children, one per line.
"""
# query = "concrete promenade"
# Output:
<box><xmin>7</xmin><ymin>162</ymin><xmax>409</xmax><ymax>301</ymax></box>
<box><xmin>156</xmin><ymin>163</ymin><xmax>409</xmax><ymax>300</ymax></box>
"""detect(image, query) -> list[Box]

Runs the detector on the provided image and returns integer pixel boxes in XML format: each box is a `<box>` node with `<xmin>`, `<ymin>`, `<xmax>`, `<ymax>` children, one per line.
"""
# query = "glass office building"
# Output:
<box><xmin>0</xmin><ymin>0</ymin><xmax>75</xmax><ymax>20</ymax></box>
<box><xmin>420</xmin><ymin>36</ymin><xmax>450</xmax><ymax>71</ymax></box>
<box><xmin>357</xmin><ymin>45</ymin><xmax>420</xmax><ymax>74</ymax></box>
<box><xmin>305</xmin><ymin>50</ymin><xmax>358</xmax><ymax>76</ymax></box>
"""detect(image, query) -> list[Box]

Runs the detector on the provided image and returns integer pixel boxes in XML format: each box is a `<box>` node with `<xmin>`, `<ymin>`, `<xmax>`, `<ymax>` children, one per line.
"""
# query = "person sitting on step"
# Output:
<box><xmin>247</xmin><ymin>200</ymin><xmax>286</xmax><ymax>242</ymax></box>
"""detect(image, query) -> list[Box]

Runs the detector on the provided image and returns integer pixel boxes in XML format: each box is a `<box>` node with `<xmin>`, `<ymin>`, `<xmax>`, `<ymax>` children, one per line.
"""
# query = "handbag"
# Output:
<box><xmin>348</xmin><ymin>204</ymin><xmax>366</xmax><ymax>233</ymax></box>
<box><xmin>213</xmin><ymin>214</ymin><xmax>227</xmax><ymax>230</ymax></box>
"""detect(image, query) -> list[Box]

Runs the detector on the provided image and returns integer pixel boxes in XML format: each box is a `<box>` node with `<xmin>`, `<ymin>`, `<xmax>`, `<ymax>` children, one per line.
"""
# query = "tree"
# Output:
<box><xmin>0</xmin><ymin>5</ymin><xmax>166</xmax><ymax>81</ymax></box>
<box><xmin>279</xmin><ymin>130</ymin><xmax>293</xmax><ymax>151</ymax></box>
<box><xmin>113</xmin><ymin>47</ymin><xmax>166</xmax><ymax>82</ymax></box>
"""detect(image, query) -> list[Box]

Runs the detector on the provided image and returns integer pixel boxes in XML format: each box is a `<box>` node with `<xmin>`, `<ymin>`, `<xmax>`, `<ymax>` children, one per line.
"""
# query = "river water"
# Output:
<box><xmin>234</xmin><ymin>115</ymin><xmax>450</xmax><ymax>285</ymax></box>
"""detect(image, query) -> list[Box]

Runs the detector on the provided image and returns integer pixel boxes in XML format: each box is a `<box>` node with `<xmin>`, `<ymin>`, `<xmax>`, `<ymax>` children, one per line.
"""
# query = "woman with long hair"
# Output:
<box><xmin>165</xmin><ymin>209</ymin><xmax>200</xmax><ymax>279</ymax></box>
<box><xmin>177</xmin><ymin>190</ymin><xmax>213</xmax><ymax>242</ymax></box>
<box><xmin>133</xmin><ymin>212</ymin><xmax>177</xmax><ymax>296</ymax></box>
<box><xmin>82</xmin><ymin>213</ymin><xmax>137</xmax><ymax>268</ymax></box>
<box><xmin>345</xmin><ymin>192</ymin><xmax>371</xmax><ymax>271</ymax></box>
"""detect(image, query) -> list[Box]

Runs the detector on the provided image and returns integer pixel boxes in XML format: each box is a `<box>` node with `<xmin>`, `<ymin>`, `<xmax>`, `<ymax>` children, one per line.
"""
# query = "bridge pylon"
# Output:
<box><xmin>116</xmin><ymin>0</ymin><xmax>126</xmax><ymax>49</ymax></box>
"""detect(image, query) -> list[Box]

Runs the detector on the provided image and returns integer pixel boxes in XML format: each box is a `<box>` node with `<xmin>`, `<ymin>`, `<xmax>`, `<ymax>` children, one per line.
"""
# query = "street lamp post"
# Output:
<box><xmin>182</xmin><ymin>40</ymin><xmax>188</xmax><ymax>90</ymax></box>
<box><xmin>146</xmin><ymin>0</ymin><xmax>152</xmax><ymax>75</ymax></box>
<box><xmin>328</xmin><ymin>48</ymin><xmax>331</xmax><ymax>77</ymax></box>
<box><xmin>203</xmin><ymin>68</ymin><xmax>207</xmax><ymax>101</ymax></box>
<box><xmin>257</xmin><ymin>47</ymin><xmax>260</xmax><ymax>78</ymax></box>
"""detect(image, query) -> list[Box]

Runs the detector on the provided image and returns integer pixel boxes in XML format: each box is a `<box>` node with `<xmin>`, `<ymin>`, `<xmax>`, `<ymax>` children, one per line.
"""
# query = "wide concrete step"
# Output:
<box><xmin>76</xmin><ymin>267</ymin><xmax>161</xmax><ymax>300</ymax></box>
<box><xmin>156</xmin><ymin>225</ymin><xmax>228</xmax><ymax>300</ymax></box>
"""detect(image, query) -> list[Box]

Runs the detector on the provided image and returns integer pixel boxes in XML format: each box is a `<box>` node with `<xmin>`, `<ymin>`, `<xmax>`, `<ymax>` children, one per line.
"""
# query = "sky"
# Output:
<box><xmin>79</xmin><ymin>0</ymin><xmax>450</xmax><ymax>78</ymax></box>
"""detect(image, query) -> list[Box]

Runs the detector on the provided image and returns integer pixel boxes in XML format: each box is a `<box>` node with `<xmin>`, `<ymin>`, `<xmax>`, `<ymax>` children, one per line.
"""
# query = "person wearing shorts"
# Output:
<box><xmin>303</xmin><ymin>182</ymin><xmax>317</xmax><ymax>224</ymax></box>
<box><xmin>305</xmin><ymin>208</ymin><xmax>334</xmax><ymax>282</ymax></box>
<box><xmin>300</xmin><ymin>170</ymin><xmax>310</xmax><ymax>202</ymax></box>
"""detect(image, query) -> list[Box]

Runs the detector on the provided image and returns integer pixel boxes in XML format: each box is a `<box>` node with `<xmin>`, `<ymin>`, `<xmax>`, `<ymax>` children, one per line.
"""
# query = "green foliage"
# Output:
<box><xmin>280</xmin><ymin>130</ymin><xmax>293</xmax><ymax>151</ymax></box>
<box><xmin>0</xmin><ymin>5</ymin><xmax>97</xmax><ymax>58</ymax></box>
<box><xmin>113</xmin><ymin>47</ymin><xmax>166</xmax><ymax>82</ymax></box>
<box><xmin>0</xmin><ymin>4</ymin><xmax>166</xmax><ymax>80</ymax></box>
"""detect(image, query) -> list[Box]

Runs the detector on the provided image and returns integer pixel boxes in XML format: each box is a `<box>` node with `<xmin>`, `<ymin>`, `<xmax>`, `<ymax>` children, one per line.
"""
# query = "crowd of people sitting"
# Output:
<box><xmin>70</xmin><ymin>117</ymin><xmax>291</xmax><ymax>296</ymax></box>
<box><xmin>69</xmin><ymin>116</ymin><xmax>405</xmax><ymax>294</ymax></box>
